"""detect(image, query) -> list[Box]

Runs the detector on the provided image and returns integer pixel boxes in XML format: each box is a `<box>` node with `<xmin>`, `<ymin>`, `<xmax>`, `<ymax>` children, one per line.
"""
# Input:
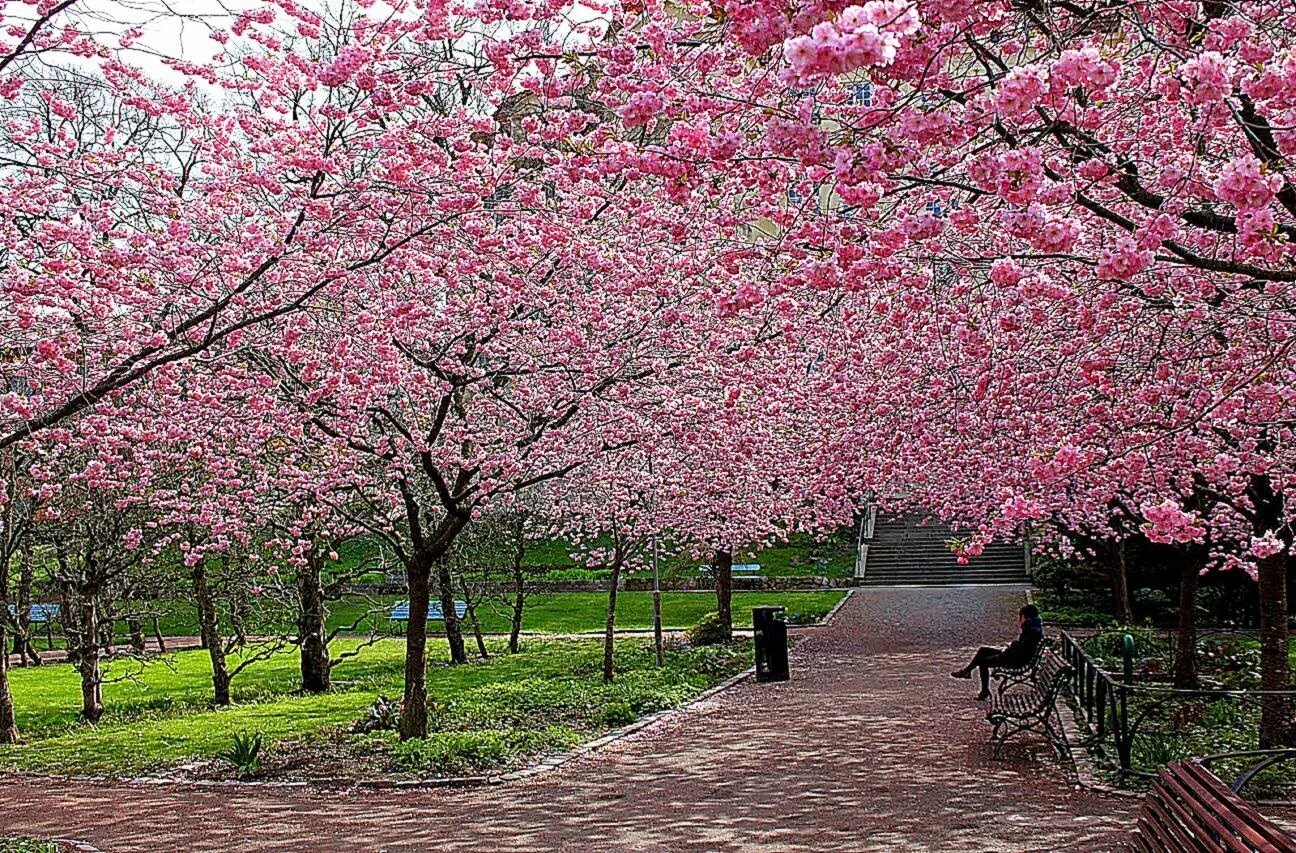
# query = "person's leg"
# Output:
<box><xmin>952</xmin><ymin>646</ymin><xmax>1001</xmax><ymax>678</ymax></box>
<box><xmin>976</xmin><ymin>651</ymin><xmax>1004</xmax><ymax>698</ymax></box>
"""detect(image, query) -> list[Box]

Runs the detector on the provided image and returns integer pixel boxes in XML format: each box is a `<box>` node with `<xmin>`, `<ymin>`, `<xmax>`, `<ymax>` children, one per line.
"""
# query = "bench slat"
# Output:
<box><xmin>1177</xmin><ymin>761</ymin><xmax>1296</xmax><ymax>853</ymax></box>
<box><xmin>1147</xmin><ymin>777</ymin><xmax>1225</xmax><ymax>853</ymax></box>
<box><xmin>1135</xmin><ymin>762</ymin><xmax>1296</xmax><ymax>853</ymax></box>
<box><xmin>1143</xmin><ymin>791</ymin><xmax>1219</xmax><ymax>853</ymax></box>
<box><xmin>1160</xmin><ymin>766</ymin><xmax>1274</xmax><ymax>853</ymax></box>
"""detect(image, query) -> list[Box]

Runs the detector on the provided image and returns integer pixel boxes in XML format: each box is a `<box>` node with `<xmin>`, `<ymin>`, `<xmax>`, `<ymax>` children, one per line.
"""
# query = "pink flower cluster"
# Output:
<box><xmin>1050</xmin><ymin>47</ymin><xmax>1119</xmax><ymax>91</ymax></box>
<box><xmin>782</xmin><ymin>1</ymin><xmax>920</xmax><ymax>85</ymax></box>
<box><xmin>1096</xmin><ymin>235</ymin><xmax>1153</xmax><ymax>281</ymax></box>
<box><xmin>1179</xmin><ymin>51</ymin><xmax>1233</xmax><ymax>105</ymax></box>
<box><xmin>1214</xmin><ymin>154</ymin><xmax>1285</xmax><ymax>211</ymax></box>
<box><xmin>1141</xmin><ymin>500</ymin><xmax>1206</xmax><ymax>544</ymax></box>
<box><xmin>995</xmin><ymin>66</ymin><xmax>1046</xmax><ymax>119</ymax></box>
<box><xmin>1250</xmin><ymin>531</ymin><xmax>1286</xmax><ymax>560</ymax></box>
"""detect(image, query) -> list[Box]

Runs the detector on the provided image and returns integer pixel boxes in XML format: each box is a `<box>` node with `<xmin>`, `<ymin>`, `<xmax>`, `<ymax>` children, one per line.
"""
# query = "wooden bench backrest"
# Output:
<box><xmin>1134</xmin><ymin>761</ymin><xmax>1296</xmax><ymax>853</ymax></box>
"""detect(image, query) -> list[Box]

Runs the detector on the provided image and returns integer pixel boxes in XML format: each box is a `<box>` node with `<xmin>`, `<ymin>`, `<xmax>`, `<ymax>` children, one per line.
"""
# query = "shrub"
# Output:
<box><xmin>600</xmin><ymin>700</ymin><xmax>636</xmax><ymax>727</ymax></box>
<box><xmin>216</xmin><ymin>731</ymin><xmax>264</xmax><ymax>780</ymax></box>
<box><xmin>391</xmin><ymin>726</ymin><xmax>578</xmax><ymax>775</ymax></box>
<box><xmin>539</xmin><ymin>568</ymin><xmax>612</xmax><ymax>582</ymax></box>
<box><xmin>686</xmin><ymin>611</ymin><xmax>731</xmax><ymax>645</ymax></box>
<box><xmin>352</xmin><ymin>695</ymin><xmax>403</xmax><ymax>734</ymax></box>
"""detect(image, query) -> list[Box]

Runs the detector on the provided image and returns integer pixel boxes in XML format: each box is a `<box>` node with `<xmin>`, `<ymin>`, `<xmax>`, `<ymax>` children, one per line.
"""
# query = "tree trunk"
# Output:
<box><xmin>465</xmin><ymin>599</ymin><xmax>489</xmax><ymax>660</ymax></box>
<box><xmin>59</xmin><ymin>587</ymin><xmax>80</xmax><ymax>665</ymax></box>
<box><xmin>436</xmin><ymin>557</ymin><xmax>467</xmax><ymax>665</ymax></box>
<box><xmin>77</xmin><ymin>594</ymin><xmax>103</xmax><ymax>723</ymax></box>
<box><xmin>1258</xmin><ymin>551</ymin><xmax>1292</xmax><ymax>747</ymax></box>
<box><xmin>399</xmin><ymin>551</ymin><xmax>433</xmax><ymax>741</ymax></box>
<box><xmin>602</xmin><ymin>557</ymin><xmax>624</xmax><ymax>684</ymax></box>
<box><xmin>509</xmin><ymin>537</ymin><xmax>526</xmax><ymax>654</ymax></box>
<box><xmin>1112</xmin><ymin>541</ymin><xmax>1134</xmax><ymax>624</ymax></box>
<box><xmin>1173</xmin><ymin>558</ymin><xmax>1200</xmax><ymax>689</ymax></box>
<box><xmin>192</xmin><ymin>560</ymin><xmax>231</xmax><ymax>706</ymax></box>
<box><xmin>151</xmin><ymin>616</ymin><xmax>166</xmax><ymax>653</ymax></box>
<box><xmin>0</xmin><ymin>619</ymin><xmax>18</xmax><ymax>744</ymax></box>
<box><xmin>127</xmin><ymin>617</ymin><xmax>146</xmax><ymax>655</ymax></box>
<box><xmin>13</xmin><ymin>557</ymin><xmax>38</xmax><ymax>666</ymax></box>
<box><xmin>297</xmin><ymin>559</ymin><xmax>331</xmax><ymax>694</ymax></box>
<box><xmin>714</xmin><ymin>547</ymin><xmax>733</xmax><ymax>642</ymax></box>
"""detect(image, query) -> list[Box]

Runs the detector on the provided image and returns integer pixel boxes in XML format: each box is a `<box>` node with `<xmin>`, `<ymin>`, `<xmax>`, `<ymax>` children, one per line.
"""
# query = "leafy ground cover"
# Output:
<box><xmin>58</xmin><ymin>590</ymin><xmax>846</xmax><ymax>644</ymax></box>
<box><xmin>2</xmin><ymin>637</ymin><xmax>751</xmax><ymax>780</ymax></box>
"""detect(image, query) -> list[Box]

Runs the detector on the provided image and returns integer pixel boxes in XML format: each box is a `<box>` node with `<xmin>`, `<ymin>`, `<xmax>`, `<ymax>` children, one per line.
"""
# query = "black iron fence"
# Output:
<box><xmin>1060</xmin><ymin>631</ymin><xmax>1296</xmax><ymax>781</ymax></box>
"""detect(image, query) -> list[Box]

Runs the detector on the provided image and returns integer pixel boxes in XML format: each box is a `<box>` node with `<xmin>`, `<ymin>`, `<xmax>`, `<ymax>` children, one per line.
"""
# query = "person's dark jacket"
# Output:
<box><xmin>997</xmin><ymin>616</ymin><xmax>1044</xmax><ymax>667</ymax></box>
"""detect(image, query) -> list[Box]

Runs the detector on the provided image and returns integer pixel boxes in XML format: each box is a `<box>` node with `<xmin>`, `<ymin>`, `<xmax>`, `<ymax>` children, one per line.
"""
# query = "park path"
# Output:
<box><xmin>1</xmin><ymin>586</ymin><xmax>1135</xmax><ymax>852</ymax></box>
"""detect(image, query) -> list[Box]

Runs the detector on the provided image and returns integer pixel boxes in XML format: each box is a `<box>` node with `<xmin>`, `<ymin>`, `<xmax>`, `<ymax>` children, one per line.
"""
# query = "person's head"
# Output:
<box><xmin>1019</xmin><ymin>604</ymin><xmax>1039</xmax><ymax>625</ymax></box>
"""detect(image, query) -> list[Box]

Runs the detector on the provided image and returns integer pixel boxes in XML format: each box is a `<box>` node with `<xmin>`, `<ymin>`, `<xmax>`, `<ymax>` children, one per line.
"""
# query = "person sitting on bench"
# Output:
<box><xmin>950</xmin><ymin>604</ymin><xmax>1044</xmax><ymax>700</ymax></box>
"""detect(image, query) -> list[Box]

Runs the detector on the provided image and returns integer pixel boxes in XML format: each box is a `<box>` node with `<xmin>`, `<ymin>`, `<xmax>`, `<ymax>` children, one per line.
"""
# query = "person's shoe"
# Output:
<box><xmin>950</xmin><ymin>669</ymin><xmax>971</xmax><ymax>679</ymax></box>
<box><xmin>975</xmin><ymin>690</ymin><xmax>991</xmax><ymax>700</ymax></box>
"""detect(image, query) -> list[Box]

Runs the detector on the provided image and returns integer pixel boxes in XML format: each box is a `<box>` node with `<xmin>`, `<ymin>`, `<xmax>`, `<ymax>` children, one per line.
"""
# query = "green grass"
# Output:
<box><xmin>1</xmin><ymin>637</ymin><xmax>750</xmax><ymax>777</ymax></box>
<box><xmin>65</xmin><ymin>590</ymin><xmax>844</xmax><ymax>642</ymax></box>
<box><xmin>0</xmin><ymin>842</ymin><xmax>59</xmax><ymax>853</ymax></box>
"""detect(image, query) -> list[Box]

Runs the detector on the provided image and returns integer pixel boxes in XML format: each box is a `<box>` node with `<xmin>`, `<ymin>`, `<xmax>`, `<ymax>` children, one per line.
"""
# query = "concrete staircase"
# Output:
<box><xmin>860</xmin><ymin>514</ymin><xmax>1028</xmax><ymax>586</ymax></box>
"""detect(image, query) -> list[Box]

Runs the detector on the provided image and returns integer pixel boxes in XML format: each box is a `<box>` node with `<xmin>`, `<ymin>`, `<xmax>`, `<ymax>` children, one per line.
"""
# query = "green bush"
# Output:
<box><xmin>686</xmin><ymin>611</ymin><xmax>731</xmax><ymax>645</ymax></box>
<box><xmin>539</xmin><ymin>568</ymin><xmax>612</xmax><ymax>582</ymax></box>
<box><xmin>601</xmin><ymin>700</ymin><xmax>636</xmax><ymax>727</ymax></box>
<box><xmin>391</xmin><ymin>726</ymin><xmax>578</xmax><ymax>775</ymax></box>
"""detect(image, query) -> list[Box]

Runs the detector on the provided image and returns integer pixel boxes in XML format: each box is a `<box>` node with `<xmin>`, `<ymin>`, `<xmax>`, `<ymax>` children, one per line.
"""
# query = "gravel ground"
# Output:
<box><xmin>0</xmin><ymin>585</ymin><xmax>1134</xmax><ymax>852</ymax></box>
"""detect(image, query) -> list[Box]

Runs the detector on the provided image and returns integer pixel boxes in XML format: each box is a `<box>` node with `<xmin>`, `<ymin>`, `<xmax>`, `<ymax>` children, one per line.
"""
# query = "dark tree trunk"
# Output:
<box><xmin>0</xmin><ymin>621</ymin><xmax>17</xmax><ymax>743</ymax></box>
<box><xmin>77</xmin><ymin>595</ymin><xmax>103</xmax><ymax>722</ymax></box>
<box><xmin>192</xmin><ymin>560</ymin><xmax>231</xmax><ymax>706</ymax></box>
<box><xmin>465</xmin><ymin>599</ymin><xmax>489</xmax><ymax>660</ymax></box>
<box><xmin>509</xmin><ymin>535</ymin><xmax>526</xmax><ymax>654</ymax></box>
<box><xmin>59</xmin><ymin>587</ymin><xmax>81</xmax><ymax>666</ymax></box>
<box><xmin>1112</xmin><ymin>541</ymin><xmax>1134</xmax><ymax>624</ymax></box>
<box><xmin>297</xmin><ymin>559</ymin><xmax>331</xmax><ymax>694</ymax></box>
<box><xmin>436</xmin><ymin>557</ymin><xmax>467</xmax><ymax>665</ymax></box>
<box><xmin>1258</xmin><ymin>551</ymin><xmax>1292</xmax><ymax>747</ymax></box>
<box><xmin>13</xmin><ymin>557</ymin><xmax>39</xmax><ymax>665</ymax></box>
<box><xmin>1173</xmin><ymin>558</ymin><xmax>1200</xmax><ymax>689</ymax></box>
<box><xmin>602</xmin><ymin>557</ymin><xmax>624</xmax><ymax>684</ymax></box>
<box><xmin>151</xmin><ymin>616</ymin><xmax>166</xmax><ymax>653</ymax></box>
<box><xmin>127</xmin><ymin>617</ymin><xmax>146</xmax><ymax>655</ymax></box>
<box><xmin>714</xmin><ymin>548</ymin><xmax>733</xmax><ymax>642</ymax></box>
<box><xmin>399</xmin><ymin>551</ymin><xmax>433</xmax><ymax>741</ymax></box>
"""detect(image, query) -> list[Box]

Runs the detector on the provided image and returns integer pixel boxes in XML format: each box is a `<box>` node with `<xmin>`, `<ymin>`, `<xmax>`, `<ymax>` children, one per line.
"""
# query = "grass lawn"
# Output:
<box><xmin>2</xmin><ymin>636</ymin><xmax>751</xmax><ymax>778</ymax></box>
<box><xmin>86</xmin><ymin>590</ymin><xmax>846</xmax><ymax>642</ymax></box>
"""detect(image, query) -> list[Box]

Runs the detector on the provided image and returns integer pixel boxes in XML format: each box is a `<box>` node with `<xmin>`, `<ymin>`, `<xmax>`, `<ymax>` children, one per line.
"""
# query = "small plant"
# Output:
<box><xmin>216</xmin><ymin>731</ymin><xmax>264</xmax><ymax>780</ymax></box>
<box><xmin>352</xmin><ymin>694</ymin><xmax>403</xmax><ymax>733</ymax></box>
<box><xmin>601</xmin><ymin>699</ymin><xmax>636</xmax><ymax>727</ymax></box>
<box><xmin>686</xmin><ymin>611</ymin><xmax>731</xmax><ymax>646</ymax></box>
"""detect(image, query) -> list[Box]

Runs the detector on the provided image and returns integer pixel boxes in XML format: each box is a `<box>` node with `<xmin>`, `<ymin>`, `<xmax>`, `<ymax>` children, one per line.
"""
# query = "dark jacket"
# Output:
<box><xmin>998</xmin><ymin>616</ymin><xmax>1044</xmax><ymax>667</ymax></box>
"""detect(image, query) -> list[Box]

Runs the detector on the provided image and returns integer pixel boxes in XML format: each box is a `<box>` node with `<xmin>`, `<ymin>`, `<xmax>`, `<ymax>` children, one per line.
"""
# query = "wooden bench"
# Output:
<box><xmin>986</xmin><ymin>650</ymin><xmax>1072</xmax><ymax>759</ymax></box>
<box><xmin>991</xmin><ymin>642</ymin><xmax>1044</xmax><ymax>695</ymax></box>
<box><xmin>1132</xmin><ymin>760</ymin><xmax>1296</xmax><ymax>852</ymax></box>
<box><xmin>7</xmin><ymin>603</ymin><xmax>60</xmax><ymax>649</ymax></box>
<box><xmin>389</xmin><ymin>600</ymin><xmax>467</xmax><ymax>623</ymax></box>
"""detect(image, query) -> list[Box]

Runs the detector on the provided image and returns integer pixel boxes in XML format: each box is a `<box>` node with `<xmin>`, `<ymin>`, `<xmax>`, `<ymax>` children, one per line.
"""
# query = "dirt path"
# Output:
<box><xmin>0</xmin><ymin>586</ymin><xmax>1134</xmax><ymax>852</ymax></box>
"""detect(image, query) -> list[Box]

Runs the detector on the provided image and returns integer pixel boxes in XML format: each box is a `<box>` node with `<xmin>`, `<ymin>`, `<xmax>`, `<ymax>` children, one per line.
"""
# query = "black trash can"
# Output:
<box><xmin>752</xmin><ymin>606</ymin><xmax>789</xmax><ymax>683</ymax></box>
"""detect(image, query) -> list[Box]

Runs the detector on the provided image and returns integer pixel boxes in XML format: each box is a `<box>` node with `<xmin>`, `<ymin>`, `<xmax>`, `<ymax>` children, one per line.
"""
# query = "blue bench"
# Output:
<box><xmin>6</xmin><ymin>603</ymin><xmax>60</xmax><ymax>623</ymax></box>
<box><xmin>732</xmin><ymin>564</ymin><xmax>761</xmax><ymax>574</ymax></box>
<box><xmin>390</xmin><ymin>600</ymin><xmax>467</xmax><ymax>622</ymax></box>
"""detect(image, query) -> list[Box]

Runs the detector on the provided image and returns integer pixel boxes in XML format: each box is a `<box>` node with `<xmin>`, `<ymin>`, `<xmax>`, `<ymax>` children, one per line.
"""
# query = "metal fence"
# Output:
<box><xmin>1060</xmin><ymin>630</ymin><xmax>1296</xmax><ymax>780</ymax></box>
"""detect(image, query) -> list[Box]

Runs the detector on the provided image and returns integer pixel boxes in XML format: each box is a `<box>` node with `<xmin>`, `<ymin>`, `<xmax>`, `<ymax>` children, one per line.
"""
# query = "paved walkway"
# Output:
<box><xmin>1</xmin><ymin>586</ymin><xmax>1134</xmax><ymax>852</ymax></box>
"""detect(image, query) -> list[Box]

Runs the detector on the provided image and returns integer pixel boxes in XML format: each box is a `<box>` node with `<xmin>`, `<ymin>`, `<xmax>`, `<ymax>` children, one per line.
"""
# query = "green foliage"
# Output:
<box><xmin>686</xmin><ymin>611</ymin><xmax>731</xmax><ymax>645</ymax></box>
<box><xmin>351</xmin><ymin>695</ymin><xmax>402</xmax><ymax>734</ymax></box>
<box><xmin>600</xmin><ymin>700</ymin><xmax>636</xmax><ymax>727</ymax></box>
<box><xmin>0</xmin><ymin>841</ymin><xmax>60</xmax><ymax>853</ymax></box>
<box><xmin>216</xmin><ymin>730</ymin><xmax>264</xmax><ymax>779</ymax></box>
<box><xmin>391</xmin><ymin>726</ymin><xmax>579</xmax><ymax>775</ymax></box>
<box><xmin>537</xmin><ymin>568</ymin><xmax>612</xmax><ymax>582</ymax></box>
